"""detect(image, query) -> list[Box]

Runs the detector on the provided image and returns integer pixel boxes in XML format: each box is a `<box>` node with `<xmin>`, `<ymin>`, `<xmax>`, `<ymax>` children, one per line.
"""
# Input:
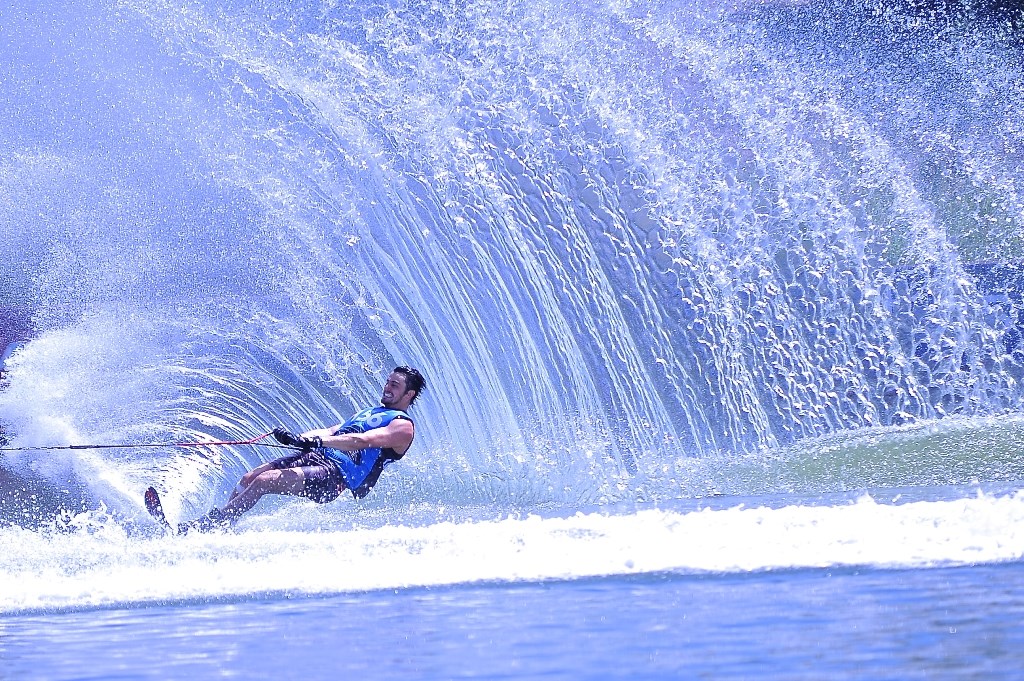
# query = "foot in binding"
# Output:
<box><xmin>177</xmin><ymin>507</ymin><xmax>232</xmax><ymax>535</ymax></box>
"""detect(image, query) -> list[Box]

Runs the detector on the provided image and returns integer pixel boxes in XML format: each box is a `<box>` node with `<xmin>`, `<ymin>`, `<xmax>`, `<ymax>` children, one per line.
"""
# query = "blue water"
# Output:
<box><xmin>2</xmin><ymin>0</ymin><xmax>1024</xmax><ymax>677</ymax></box>
<box><xmin>4</xmin><ymin>481</ymin><xmax>1024</xmax><ymax>678</ymax></box>
<box><xmin>5</xmin><ymin>560</ymin><xmax>1024</xmax><ymax>679</ymax></box>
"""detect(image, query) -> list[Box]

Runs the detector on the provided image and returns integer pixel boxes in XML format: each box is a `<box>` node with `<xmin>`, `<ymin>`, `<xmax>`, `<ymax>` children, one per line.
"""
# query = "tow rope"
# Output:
<box><xmin>0</xmin><ymin>431</ymin><xmax>300</xmax><ymax>453</ymax></box>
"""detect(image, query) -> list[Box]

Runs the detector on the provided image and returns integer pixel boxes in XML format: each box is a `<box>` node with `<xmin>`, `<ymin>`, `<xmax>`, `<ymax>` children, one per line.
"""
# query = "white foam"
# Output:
<box><xmin>3</xmin><ymin>490</ymin><xmax>1024</xmax><ymax>614</ymax></box>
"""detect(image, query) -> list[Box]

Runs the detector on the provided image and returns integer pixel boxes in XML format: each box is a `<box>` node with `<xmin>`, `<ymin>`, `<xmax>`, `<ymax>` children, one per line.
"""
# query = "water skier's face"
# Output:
<box><xmin>380</xmin><ymin>372</ymin><xmax>411</xmax><ymax>408</ymax></box>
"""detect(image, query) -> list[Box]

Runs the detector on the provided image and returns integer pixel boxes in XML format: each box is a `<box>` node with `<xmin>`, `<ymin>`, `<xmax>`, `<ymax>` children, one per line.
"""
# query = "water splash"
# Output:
<box><xmin>0</xmin><ymin>0</ymin><xmax>1022</xmax><ymax>520</ymax></box>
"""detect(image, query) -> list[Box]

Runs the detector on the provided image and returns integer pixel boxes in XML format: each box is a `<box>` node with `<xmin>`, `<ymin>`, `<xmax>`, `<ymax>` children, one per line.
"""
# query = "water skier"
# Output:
<box><xmin>146</xmin><ymin>365</ymin><xmax>425</xmax><ymax>534</ymax></box>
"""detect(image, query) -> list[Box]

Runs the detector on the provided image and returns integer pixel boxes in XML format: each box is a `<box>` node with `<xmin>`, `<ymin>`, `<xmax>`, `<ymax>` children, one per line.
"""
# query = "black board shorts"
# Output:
<box><xmin>267</xmin><ymin>451</ymin><xmax>344</xmax><ymax>503</ymax></box>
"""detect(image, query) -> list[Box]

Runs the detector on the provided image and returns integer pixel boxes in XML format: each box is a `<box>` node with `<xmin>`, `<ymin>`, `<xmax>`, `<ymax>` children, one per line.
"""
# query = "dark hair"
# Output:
<box><xmin>393</xmin><ymin>366</ymin><xmax>425</xmax><ymax>406</ymax></box>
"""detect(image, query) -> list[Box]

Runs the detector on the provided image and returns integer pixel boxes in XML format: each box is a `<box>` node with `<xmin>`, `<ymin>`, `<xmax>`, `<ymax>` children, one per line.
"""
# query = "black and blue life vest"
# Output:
<box><xmin>324</xmin><ymin>406</ymin><xmax>412</xmax><ymax>498</ymax></box>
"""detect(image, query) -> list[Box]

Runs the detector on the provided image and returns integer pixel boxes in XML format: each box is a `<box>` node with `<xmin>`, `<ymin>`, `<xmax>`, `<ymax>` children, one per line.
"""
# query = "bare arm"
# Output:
<box><xmin>302</xmin><ymin>425</ymin><xmax>342</xmax><ymax>440</ymax></box>
<box><xmin>302</xmin><ymin>418</ymin><xmax>415</xmax><ymax>455</ymax></box>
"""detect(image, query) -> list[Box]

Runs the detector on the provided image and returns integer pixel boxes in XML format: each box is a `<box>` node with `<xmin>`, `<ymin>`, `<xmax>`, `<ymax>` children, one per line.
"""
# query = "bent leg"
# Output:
<box><xmin>226</xmin><ymin>460</ymin><xmax>280</xmax><ymax>505</ymax></box>
<box><xmin>180</xmin><ymin>457</ymin><xmax>331</xmax><ymax>534</ymax></box>
<box><xmin>220</xmin><ymin>466</ymin><xmax>307</xmax><ymax>518</ymax></box>
<box><xmin>179</xmin><ymin>467</ymin><xmax>309</xmax><ymax>534</ymax></box>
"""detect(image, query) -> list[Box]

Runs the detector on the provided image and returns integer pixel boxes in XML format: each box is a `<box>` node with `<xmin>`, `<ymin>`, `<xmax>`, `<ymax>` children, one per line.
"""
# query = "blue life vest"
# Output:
<box><xmin>324</xmin><ymin>407</ymin><xmax>412</xmax><ymax>498</ymax></box>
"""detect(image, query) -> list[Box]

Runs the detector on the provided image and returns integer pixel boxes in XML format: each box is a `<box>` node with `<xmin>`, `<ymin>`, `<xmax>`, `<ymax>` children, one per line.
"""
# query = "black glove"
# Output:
<box><xmin>273</xmin><ymin>427</ymin><xmax>321</xmax><ymax>452</ymax></box>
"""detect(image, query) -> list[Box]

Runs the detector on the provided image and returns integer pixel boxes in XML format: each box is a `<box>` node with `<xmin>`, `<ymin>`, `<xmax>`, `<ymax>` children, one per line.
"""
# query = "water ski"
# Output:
<box><xmin>144</xmin><ymin>486</ymin><xmax>173</xmax><ymax>532</ymax></box>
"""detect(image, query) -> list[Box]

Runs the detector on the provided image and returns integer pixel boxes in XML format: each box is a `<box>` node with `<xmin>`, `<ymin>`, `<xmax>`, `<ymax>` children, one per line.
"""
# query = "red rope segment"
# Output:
<box><xmin>171</xmin><ymin>431</ymin><xmax>277</xmax><ymax>448</ymax></box>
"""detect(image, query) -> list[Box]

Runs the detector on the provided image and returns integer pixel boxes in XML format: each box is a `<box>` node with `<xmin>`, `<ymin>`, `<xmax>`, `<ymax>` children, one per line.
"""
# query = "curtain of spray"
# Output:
<box><xmin>0</xmin><ymin>0</ymin><xmax>1021</xmax><ymax>509</ymax></box>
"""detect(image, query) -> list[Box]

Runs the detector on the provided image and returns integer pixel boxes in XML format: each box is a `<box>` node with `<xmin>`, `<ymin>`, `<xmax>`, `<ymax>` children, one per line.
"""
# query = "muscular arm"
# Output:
<box><xmin>302</xmin><ymin>425</ymin><xmax>342</xmax><ymax>440</ymax></box>
<box><xmin>302</xmin><ymin>418</ymin><xmax>415</xmax><ymax>455</ymax></box>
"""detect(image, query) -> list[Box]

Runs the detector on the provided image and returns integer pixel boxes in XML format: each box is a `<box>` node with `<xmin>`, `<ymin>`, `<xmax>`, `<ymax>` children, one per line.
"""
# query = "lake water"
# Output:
<box><xmin>5</xmin><ymin>473</ymin><xmax>1024</xmax><ymax>678</ymax></box>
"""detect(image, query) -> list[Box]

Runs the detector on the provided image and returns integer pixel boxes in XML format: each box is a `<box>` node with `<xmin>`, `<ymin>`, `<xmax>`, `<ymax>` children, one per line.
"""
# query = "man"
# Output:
<box><xmin>146</xmin><ymin>365</ymin><xmax>425</xmax><ymax>534</ymax></box>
